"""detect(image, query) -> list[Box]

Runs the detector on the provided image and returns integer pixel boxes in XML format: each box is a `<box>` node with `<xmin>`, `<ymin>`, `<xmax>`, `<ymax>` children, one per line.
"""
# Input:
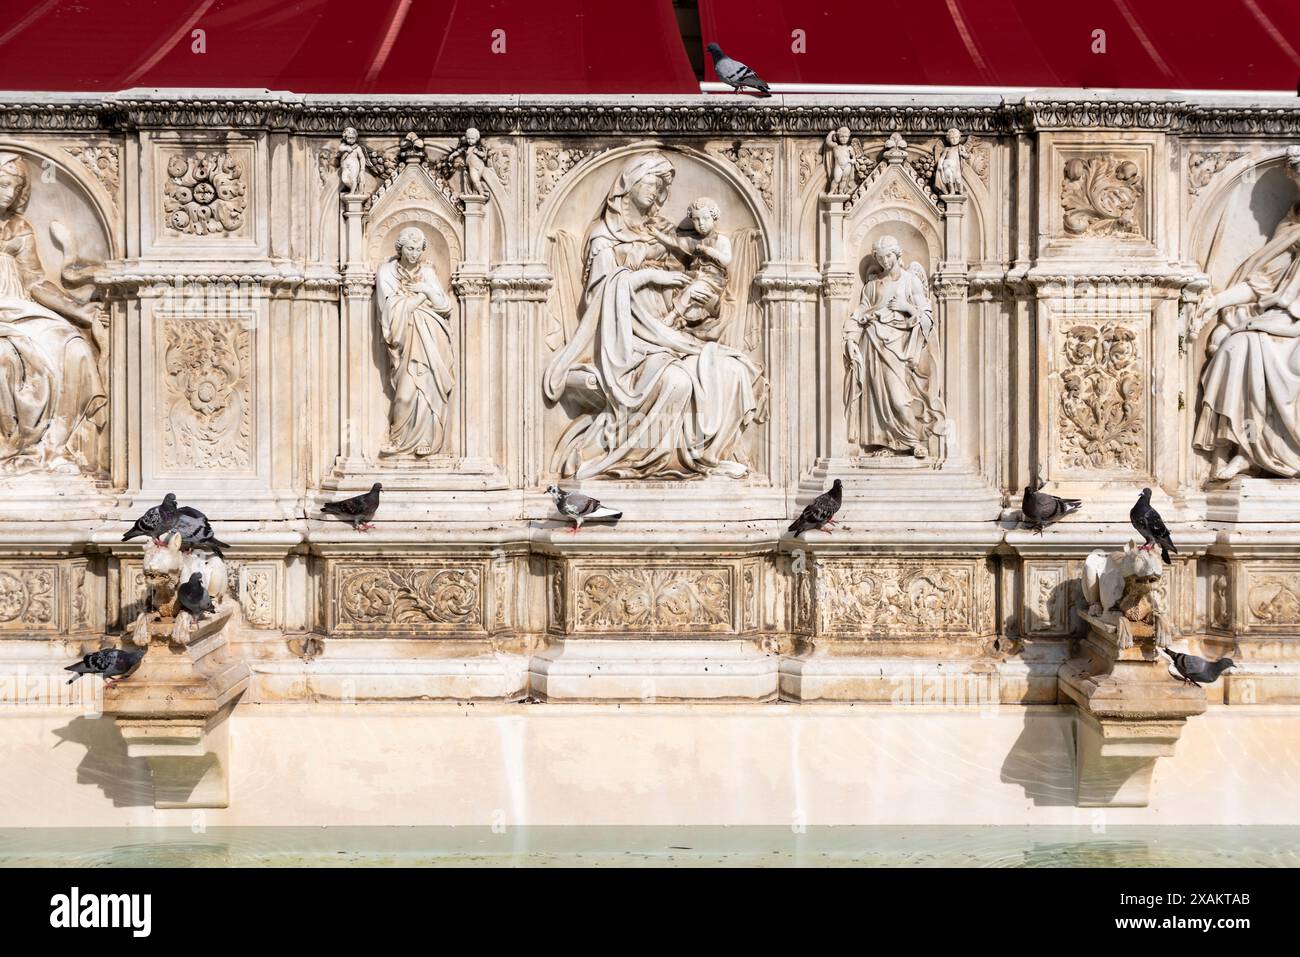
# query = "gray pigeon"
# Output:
<box><xmin>1163</xmin><ymin>648</ymin><xmax>1234</xmax><ymax>686</ymax></box>
<box><xmin>1130</xmin><ymin>487</ymin><xmax>1176</xmax><ymax>565</ymax></box>
<box><xmin>706</xmin><ymin>43</ymin><xmax>771</xmax><ymax>96</ymax></box>
<box><xmin>65</xmin><ymin>648</ymin><xmax>144</xmax><ymax>685</ymax></box>
<box><xmin>121</xmin><ymin>493</ymin><xmax>179</xmax><ymax>543</ymax></box>
<box><xmin>178</xmin><ymin>571</ymin><xmax>215</xmax><ymax>619</ymax></box>
<box><xmin>788</xmin><ymin>479</ymin><xmax>842</xmax><ymax>537</ymax></box>
<box><xmin>547</xmin><ymin>485</ymin><xmax>622</xmax><ymax>533</ymax></box>
<box><xmin>321</xmin><ymin>483</ymin><xmax>382</xmax><ymax>531</ymax></box>
<box><xmin>1021</xmin><ymin>480</ymin><xmax>1082</xmax><ymax>533</ymax></box>
<box><xmin>173</xmin><ymin>506</ymin><xmax>229</xmax><ymax>557</ymax></box>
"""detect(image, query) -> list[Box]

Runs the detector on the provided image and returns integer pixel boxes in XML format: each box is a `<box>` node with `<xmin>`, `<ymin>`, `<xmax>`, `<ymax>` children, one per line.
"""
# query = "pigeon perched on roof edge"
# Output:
<box><xmin>788</xmin><ymin>479</ymin><xmax>842</xmax><ymax>537</ymax></box>
<box><xmin>321</xmin><ymin>483</ymin><xmax>382</xmax><ymax>531</ymax></box>
<box><xmin>706</xmin><ymin>43</ymin><xmax>771</xmax><ymax>97</ymax></box>
<box><xmin>1021</xmin><ymin>480</ymin><xmax>1083</xmax><ymax>533</ymax></box>
<box><xmin>547</xmin><ymin>485</ymin><xmax>622</xmax><ymax>534</ymax></box>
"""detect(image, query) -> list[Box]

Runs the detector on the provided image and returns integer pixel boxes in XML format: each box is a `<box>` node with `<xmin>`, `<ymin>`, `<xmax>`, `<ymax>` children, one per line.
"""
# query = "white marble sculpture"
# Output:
<box><xmin>843</xmin><ymin>235</ymin><xmax>945</xmax><ymax>458</ymax></box>
<box><xmin>446</xmin><ymin>127</ymin><xmax>489</xmax><ymax>197</ymax></box>
<box><xmin>337</xmin><ymin>127</ymin><xmax>365</xmax><ymax>195</ymax></box>
<box><xmin>823</xmin><ymin>126</ymin><xmax>855</xmax><ymax>194</ymax></box>
<box><xmin>1081</xmin><ymin>542</ymin><xmax>1171</xmax><ymax>650</ymax></box>
<box><xmin>0</xmin><ymin>153</ymin><xmax>107</xmax><ymax>474</ymax></box>
<box><xmin>1193</xmin><ymin>146</ymin><xmax>1300</xmax><ymax>481</ymax></box>
<box><xmin>933</xmin><ymin>127</ymin><xmax>966</xmax><ymax>196</ymax></box>
<box><xmin>376</xmin><ymin>227</ymin><xmax>456</xmax><ymax>458</ymax></box>
<box><xmin>652</xmin><ymin>196</ymin><xmax>731</xmax><ymax>338</ymax></box>
<box><xmin>543</xmin><ymin>152</ymin><xmax>765</xmax><ymax>479</ymax></box>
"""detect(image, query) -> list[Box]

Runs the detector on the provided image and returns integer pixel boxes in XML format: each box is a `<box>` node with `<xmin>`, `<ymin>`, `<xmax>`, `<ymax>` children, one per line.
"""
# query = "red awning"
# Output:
<box><xmin>0</xmin><ymin>0</ymin><xmax>1296</xmax><ymax>93</ymax></box>
<box><xmin>700</xmin><ymin>0</ymin><xmax>1300</xmax><ymax>91</ymax></box>
<box><xmin>0</xmin><ymin>0</ymin><xmax>698</xmax><ymax>94</ymax></box>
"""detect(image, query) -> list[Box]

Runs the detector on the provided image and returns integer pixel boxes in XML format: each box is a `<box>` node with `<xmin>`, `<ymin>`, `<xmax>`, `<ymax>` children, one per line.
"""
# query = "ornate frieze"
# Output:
<box><xmin>328</xmin><ymin>561</ymin><xmax>484</xmax><ymax>635</ymax></box>
<box><xmin>1024</xmin><ymin>562</ymin><xmax>1073</xmax><ymax>636</ymax></box>
<box><xmin>806</xmin><ymin>559</ymin><xmax>987</xmax><ymax>639</ymax></box>
<box><xmin>0</xmin><ymin>566</ymin><xmax>56</xmax><ymax>633</ymax></box>
<box><xmin>548</xmin><ymin>560</ymin><xmax>740</xmax><ymax>636</ymax></box>
<box><xmin>159</xmin><ymin>316</ymin><xmax>254</xmax><ymax>472</ymax></box>
<box><xmin>1245</xmin><ymin>568</ymin><xmax>1300</xmax><ymax>630</ymax></box>
<box><xmin>227</xmin><ymin>560</ymin><xmax>278</xmax><ymax>629</ymax></box>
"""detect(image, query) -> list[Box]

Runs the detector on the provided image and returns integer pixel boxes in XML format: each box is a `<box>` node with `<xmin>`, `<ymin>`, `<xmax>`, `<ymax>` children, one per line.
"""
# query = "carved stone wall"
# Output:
<box><xmin>0</xmin><ymin>90</ymin><xmax>1298</xmax><ymax>704</ymax></box>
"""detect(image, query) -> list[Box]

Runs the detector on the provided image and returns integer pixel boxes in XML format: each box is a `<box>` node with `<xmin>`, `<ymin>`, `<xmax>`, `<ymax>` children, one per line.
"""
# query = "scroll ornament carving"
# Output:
<box><xmin>163</xmin><ymin>151</ymin><xmax>247</xmax><ymax>235</ymax></box>
<box><xmin>71</xmin><ymin>564</ymin><xmax>88</xmax><ymax>630</ymax></box>
<box><xmin>1061</xmin><ymin>156</ymin><xmax>1143</xmax><ymax>237</ymax></box>
<box><xmin>818</xmin><ymin>563</ymin><xmax>972</xmax><ymax>634</ymax></box>
<box><xmin>228</xmin><ymin>562</ymin><xmax>274</xmax><ymax>628</ymax></box>
<box><xmin>0</xmin><ymin>568</ymin><xmax>55</xmax><ymax>627</ymax></box>
<box><xmin>64</xmin><ymin>146</ymin><xmax>120</xmax><ymax>196</ymax></box>
<box><xmin>338</xmin><ymin>567</ymin><xmax>481</xmax><ymax>628</ymax></box>
<box><xmin>535</xmin><ymin>146</ymin><xmax>595</xmax><ymax>207</ymax></box>
<box><xmin>1248</xmin><ymin>574</ymin><xmax>1300</xmax><ymax>625</ymax></box>
<box><xmin>1058</xmin><ymin>322</ymin><xmax>1144</xmax><ymax>471</ymax></box>
<box><xmin>713</xmin><ymin>143</ymin><xmax>774</xmax><ymax>209</ymax></box>
<box><xmin>574</xmin><ymin>567</ymin><xmax>732</xmax><ymax>632</ymax></box>
<box><xmin>1188</xmin><ymin>150</ymin><xmax>1245</xmax><ymax>196</ymax></box>
<box><xmin>161</xmin><ymin>319</ymin><xmax>252</xmax><ymax>471</ymax></box>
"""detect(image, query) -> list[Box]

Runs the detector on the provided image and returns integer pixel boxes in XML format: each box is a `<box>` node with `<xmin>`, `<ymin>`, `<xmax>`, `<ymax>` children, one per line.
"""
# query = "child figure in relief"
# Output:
<box><xmin>651</xmin><ymin>196</ymin><xmax>731</xmax><ymax>340</ymax></box>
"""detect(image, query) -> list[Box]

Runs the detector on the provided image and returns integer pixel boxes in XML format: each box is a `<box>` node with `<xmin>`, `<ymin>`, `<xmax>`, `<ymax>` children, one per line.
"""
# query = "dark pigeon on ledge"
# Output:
<box><xmin>1163</xmin><ymin>648</ymin><xmax>1235</xmax><ymax>686</ymax></box>
<box><xmin>1130</xmin><ymin>487</ymin><xmax>1177</xmax><ymax>565</ymax></box>
<box><xmin>178</xmin><ymin>571</ymin><xmax>215</xmax><ymax>620</ymax></box>
<box><xmin>121</xmin><ymin>493</ymin><xmax>179</xmax><ymax>543</ymax></box>
<box><xmin>1021</xmin><ymin>479</ymin><xmax>1082</xmax><ymax>533</ymax></box>
<box><xmin>321</xmin><ymin>483</ymin><xmax>382</xmax><ymax>531</ymax></box>
<box><xmin>65</xmin><ymin>648</ymin><xmax>144</xmax><ymax>686</ymax></box>
<box><xmin>788</xmin><ymin>479</ymin><xmax>842</xmax><ymax>537</ymax></box>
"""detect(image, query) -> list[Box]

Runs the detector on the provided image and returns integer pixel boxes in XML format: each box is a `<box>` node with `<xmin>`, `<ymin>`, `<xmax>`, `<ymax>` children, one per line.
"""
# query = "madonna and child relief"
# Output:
<box><xmin>543</xmin><ymin>151</ymin><xmax>768</xmax><ymax>481</ymax></box>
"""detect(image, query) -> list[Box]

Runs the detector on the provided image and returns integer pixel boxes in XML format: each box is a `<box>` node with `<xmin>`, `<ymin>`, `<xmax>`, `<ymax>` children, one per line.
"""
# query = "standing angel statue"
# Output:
<box><xmin>843</xmin><ymin>235</ymin><xmax>946</xmax><ymax>458</ymax></box>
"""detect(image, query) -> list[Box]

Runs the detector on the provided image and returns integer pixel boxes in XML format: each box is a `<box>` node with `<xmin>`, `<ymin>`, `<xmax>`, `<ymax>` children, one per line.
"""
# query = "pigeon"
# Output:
<box><xmin>1021</xmin><ymin>480</ymin><xmax>1082</xmax><ymax>533</ymax></box>
<box><xmin>706</xmin><ymin>43</ymin><xmax>771</xmax><ymax>97</ymax></box>
<box><xmin>173</xmin><ymin>504</ymin><xmax>229</xmax><ymax>556</ymax></box>
<box><xmin>787</xmin><ymin>479</ymin><xmax>842</xmax><ymax>537</ymax></box>
<box><xmin>1163</xmin><ymin>648</ymin><xmax>1235</xmax><ymax>686</ymax></box>
<box><xmin>177</xmin><ymin>571</ymin><xmax>215</xmax><ymax>619</ymax></box>
<box><xmin>1130</xmin><ymin>487</ymin><xmax>1177</xmax><ymax>565</ymax></box>
<box><xmin>121</xmin><ymin>493</ymin><xmax>180</xmax><ymax>543</ymax></box>
<box><xmin>65</xmin><ymin>648</ymin><xmax>144</xmax><ymax>686</ymax></box>
<box><xmin>547</xmin><ymin>485</ymin><xmax>622</xmax><ymax>534</ymax></box>
<box><xmin>321</xmin><ymin>483</ymin><xmax>382</xmax><ymax>531</ymax></box>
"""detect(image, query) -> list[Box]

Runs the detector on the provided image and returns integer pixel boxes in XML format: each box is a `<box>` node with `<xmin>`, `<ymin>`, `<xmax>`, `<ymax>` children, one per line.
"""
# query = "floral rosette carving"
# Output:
<box><xmin>1061</xmin><ymin>156</ymin><xmax>1142</xmax><ymax>237</ymax></box>
<box><xmin>163</xmin><ymin>151</ymin><xmax>247</xmax><ymax>235</ymax></box>
<box><xmin>1058</xmin><ymin>322</ymin><xmax>1143</xmax><ymax>471</ymax></box>
<box><xmin>162</xmin><ymin>319</ymin><xmax>252</xmax><ymax>470</ymax></box>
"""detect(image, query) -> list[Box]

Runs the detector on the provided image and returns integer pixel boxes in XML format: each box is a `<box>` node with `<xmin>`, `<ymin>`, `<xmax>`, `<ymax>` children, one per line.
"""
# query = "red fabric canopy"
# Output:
<box><xmin>0</xmin><ymin>0</ymin><xmax>1296</xmax><ymax>93</ymax></box>
<box><xmin>0</xmin><ymin>0</ymin><xmax>698</xmax><ymax>93</ymax></box>
<box><xmin>700</xmin><ymin>0</ymin><xmax>1300</xmax><ymax>91</ymax></box>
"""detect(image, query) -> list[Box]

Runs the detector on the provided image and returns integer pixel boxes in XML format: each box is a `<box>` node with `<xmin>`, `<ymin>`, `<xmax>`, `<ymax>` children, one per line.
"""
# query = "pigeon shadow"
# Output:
<box><xmin>51</xmin><ymin>715</ymin><xmax>155</xmax><ymax>808</ymax></box>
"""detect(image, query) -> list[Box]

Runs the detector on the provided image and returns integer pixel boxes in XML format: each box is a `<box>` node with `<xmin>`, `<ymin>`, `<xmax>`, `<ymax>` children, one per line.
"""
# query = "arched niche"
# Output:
<box><xmin>364</xmin><ymin>165</ymin><xmax>464</xmax><ymax>290</ymax></box>
<box><xmin>532</xmin><ymin>142</ymin><xmax>772</xmax><ymax>262</ymax></box>
<box><xmin>0</xmin><ymin>140</ymin><xmax>115</xmax><ymax>275</ymax></box>
<box><xmin>848</xmin><ymin>206</ymin><xmax>943</xmax><ymax>294</ymax></box>
<box><xmin>1190</xmin><ymin>151</ymin><xmax>1297</xmax><ymax>290</ymax></box>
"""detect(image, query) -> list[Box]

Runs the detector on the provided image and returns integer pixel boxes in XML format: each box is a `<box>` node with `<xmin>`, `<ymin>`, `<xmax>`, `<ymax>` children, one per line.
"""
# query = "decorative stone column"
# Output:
<box><xmin>335</xmin><ymin>194</ymin><xmax>374</xmax><ymax>473</ymax></box>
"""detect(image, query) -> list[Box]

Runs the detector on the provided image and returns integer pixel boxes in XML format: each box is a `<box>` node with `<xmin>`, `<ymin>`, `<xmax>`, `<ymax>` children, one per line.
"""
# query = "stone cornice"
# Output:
<box><xmin>2</xmin><ymin>92</ymin><xmax>1298</xmax><ymax>137</ymax></box>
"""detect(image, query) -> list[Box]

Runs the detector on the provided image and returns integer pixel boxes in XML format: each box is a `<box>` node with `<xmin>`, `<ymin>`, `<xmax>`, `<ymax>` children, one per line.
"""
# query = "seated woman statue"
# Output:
<box><xmin>543</xmin><ymin>151</ymin><xmax>765</xmax><ymax>480</ymax></box>
<box><xmin>0</xmin><ymin>152</ymin><xmax>106</xmax><ymax>473</ymax></box>
<box><xmin>1194</xmin><ymin>147</ymin><xmax>1300</xmax><ymax>481</ymax></box>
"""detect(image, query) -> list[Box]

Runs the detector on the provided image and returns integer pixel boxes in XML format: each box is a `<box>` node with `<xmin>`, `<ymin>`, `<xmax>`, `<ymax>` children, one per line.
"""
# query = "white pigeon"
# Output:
<box><xmin>546</xmin><ymin>485</ymin><xmax>622</xmax><ymax>534</ymax></box>
<box><xmin>706</xmin><ymin>43</ymin><xmax>771</xmax><ymax>97</ymax></box>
